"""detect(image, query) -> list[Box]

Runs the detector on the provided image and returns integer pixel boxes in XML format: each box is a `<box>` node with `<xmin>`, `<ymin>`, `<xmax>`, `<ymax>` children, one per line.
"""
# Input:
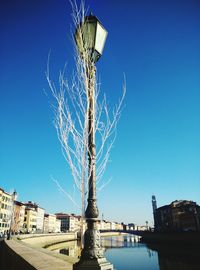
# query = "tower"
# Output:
<box><xmin>152</xmin><ymin>195</ymin><xmax>157</xmax><ymax>231</ymax></box>
<box><xmin>152</xmin><ymin>195</ymin><xmax>157</xmax><ymax>213</ymax></box>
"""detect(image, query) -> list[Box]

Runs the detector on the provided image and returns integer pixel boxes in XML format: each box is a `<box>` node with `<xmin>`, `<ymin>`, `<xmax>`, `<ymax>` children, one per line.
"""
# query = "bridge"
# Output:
<box><xmin>100</xmin><ymin>229</ymin><xmax>146</xmax><ymax>236</ymax></box>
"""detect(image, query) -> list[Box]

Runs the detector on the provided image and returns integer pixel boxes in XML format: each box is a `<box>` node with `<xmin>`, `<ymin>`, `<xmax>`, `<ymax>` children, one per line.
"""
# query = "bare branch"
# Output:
<box><xmin>51</xmin><ymin>175</ymin><xmax>80</xmax><ymax>209</ymax></box>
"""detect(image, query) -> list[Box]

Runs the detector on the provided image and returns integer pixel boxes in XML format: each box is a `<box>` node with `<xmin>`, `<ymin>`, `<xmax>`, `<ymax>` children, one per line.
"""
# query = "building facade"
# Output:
<box><xmin>23</xmin><ymin>208</ymin><xmax>37</xmax><ymax>233</ymax></box>
<box><xmin>24</xmin><ymin>201</ymin><xmax>45</xmax><ymax>233</ymax></box>
<box><xmin>0</xmin><ymin>188</ymin><xmax>16</xmax><ymax>234</ymax></box>
<box><xmin>56</xmin><ymin>213</ymin><xmax>83</xmax><ymax>232</ymax></box>
<box><xmin>55</xmin><ymin>213</ymin><xmax>69</xmax><ymax>232</ymax></box>
<box><xmin>55</xmin><ymin>219</ymin><xmax>61</xmax><ymax>233</ymax></box>
<box><xmin>36</xmin><ymin>206</ymin><xmax>45</xmax><ymax>233</ymax></box>
<box><xmin>12</xmin><ymin>201</ymin><xmax>25</xmax><ymax>233</ymax></box>
<box><xmin>154</xmin><ymin>200</ymin><xmax>200</xmax><ymax>232</ymax></box>
<box><xmin>43</xmin><ymin>214</ymin><xmax>61</xmax><ymax>233</ymax></box>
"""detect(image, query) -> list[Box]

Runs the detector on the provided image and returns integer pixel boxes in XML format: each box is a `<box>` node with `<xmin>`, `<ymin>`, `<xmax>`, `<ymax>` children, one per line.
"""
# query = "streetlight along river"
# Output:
<box><xmin>73</xmin><ymin>11</ymin><xmax>113</xmax><ymax>270</ymax></box>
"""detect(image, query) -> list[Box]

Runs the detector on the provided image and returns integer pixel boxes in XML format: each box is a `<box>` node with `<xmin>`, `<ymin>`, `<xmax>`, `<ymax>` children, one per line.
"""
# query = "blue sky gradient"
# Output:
<box><xmin>1</xmin><ymin>0</ymin><xmax>200</xmax><ymax>225</ymax></box>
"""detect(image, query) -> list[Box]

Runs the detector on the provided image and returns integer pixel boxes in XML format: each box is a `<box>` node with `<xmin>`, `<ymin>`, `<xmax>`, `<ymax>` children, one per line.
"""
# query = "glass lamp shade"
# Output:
<box><xmin>75</xmin><ymin>14</ymin><xmax>108</xmax><ymax>62</ymax></box>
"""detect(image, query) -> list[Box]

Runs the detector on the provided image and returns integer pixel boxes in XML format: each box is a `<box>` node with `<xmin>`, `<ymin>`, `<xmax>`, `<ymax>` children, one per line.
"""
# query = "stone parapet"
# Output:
<box><xmin>17</xmin><ymin>232</ymin><xmax>77</xmax><ymax>248</ymax></box>
<box><xmin>0</xmin><ymin>233</ymin><xmax>78</xmax><ymax>270</ymax></box>
<box><xmin>0</xmin><ymin>239</ymin><xmax>73</xmax><ymax>270</ymax></box>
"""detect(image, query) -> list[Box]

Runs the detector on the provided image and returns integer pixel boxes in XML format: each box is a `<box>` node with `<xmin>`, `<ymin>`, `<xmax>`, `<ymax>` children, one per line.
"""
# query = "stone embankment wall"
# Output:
<box><xmin>18</xmin><ymin>232</ymin><xmax>77</xmax><ymax>248</ymax></box>
<box><xmin>0</xmin><ymin>233</ymin><xmax>77</xmax><ymax>270</ymax></box>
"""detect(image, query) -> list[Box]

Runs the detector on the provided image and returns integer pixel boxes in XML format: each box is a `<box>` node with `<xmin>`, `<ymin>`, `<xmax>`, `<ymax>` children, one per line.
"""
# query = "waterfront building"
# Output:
<box><xmin>111</xmin><ymin>222</ymin><xmax>116</xmax><ymax>230</ymax></box>
<box><xmin>96</xmin><ymin>219</ymin><xmax>101</xmax><ymax>230</ymax></box>
<box><xmin>12</xmin><ymin>201</ymin><xmax>25</xmax><ymax>233</ymax></box>
<box><xmin>55</xmin><ymin>219</ymin><xmax>61</xmax><ymax>233</ymax></box>
<box><xmin>55</xmin><ymin>213</ymin><xmax>84</xmax><ymax>232</ymax></box>
<box><xmin>43</xmin><ymin>215</ymin><xmax>49</xmax><ymax>233</ymax></box>
<box><xmin>43</xmin><ymin>214</ymin><xmax>61</xmax><ymax>233</ymax></box>
<box><xmin>24</xmin><ymin>201</ymin><xmax>45</xmax><ymax>233</ymax></box>
<box><xmin>123</xmin><ymin>224</ymin><xmax>130</xmax><ymax>231</ymax></box>
<box><xmin>94</xmin><ymin>219</ymin><xmax>123</xmax><ymax>231</ymax></box>
<box><xmin>36</xmin><ymin>206</ymin><xmax>45</xmax><ymax>233</ymax></box>
<box><xmin>154</xmin><ymin>200</ymin><xmax>200</xmax><ymax>232</ymax></box>
<box><xmin>116</xmin><ymin>222</ymin><xmax>123</xmax><ymax>230</ymax></box>
<box><xmin>103</xmin><ymin>220</ymin><xmax>112</xmax><ymax>230</ymax></box>
<box><xmin>23</xmin><ymin>207</ymin><xmax>37</xmax><ymax>233</ymax></box>
<box><xmin>67</xmin><ymin>214</ymin><xmax>80</xmax><ymax>231</ymax></box>
<box><xmin>99</xmin><ymin>219</ymin><xmax>105</xmax><ymax>230</ymax></box>
<box><xmin>136</xmin><ymin>225</ymin><xmax>148</xmax><ymax>231</ymax></box>
<box><xmin>98</xmin><ymin>220</ymin><xmax>121</xmax><ymax>231</ymax></box>
<box><xmin>0</xmin><ymin>188</ymin><xmax>13</xmax><ymax>234</ymax></box>
<box><xmin>110</xmin><ymin>221</ymin><xmax>123</xmax><ymax>230</ymax></box>
<box><xmin>44</xmin><ymin>214</ymin><xmax>56</xmax><ymax>233</ymax></box>
<box><xmin>128</xmin><ymin>223</ymin><xmax>135</xmax><ymax>230</ymax></box>
<box><xmin>55</xmin><ymin>213</ymin><xmax>69</xmax><ymax>232</ymax></box>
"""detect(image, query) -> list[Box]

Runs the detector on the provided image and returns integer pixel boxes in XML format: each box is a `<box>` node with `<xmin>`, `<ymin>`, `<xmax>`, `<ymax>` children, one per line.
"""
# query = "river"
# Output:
<box><xmin>49</xmin><ymin>234</ymin><xmax>200</xmax><ymax>270</ymax></box>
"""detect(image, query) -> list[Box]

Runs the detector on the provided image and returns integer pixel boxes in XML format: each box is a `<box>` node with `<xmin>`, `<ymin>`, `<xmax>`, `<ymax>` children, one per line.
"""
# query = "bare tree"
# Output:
<box><xmin>46</xmin><ymin>0</ymin><xmax>125</xmax><ymax>243</ymax></box>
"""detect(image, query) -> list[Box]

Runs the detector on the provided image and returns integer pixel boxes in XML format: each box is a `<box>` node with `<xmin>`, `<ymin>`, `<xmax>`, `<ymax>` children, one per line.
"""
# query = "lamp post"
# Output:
<box><xmin>7</xmin><ymin>190</ymin><xmax>17</xmax><ymax>240</ymax></box>
<box><xmin>73</xmin><ymin>13</ymin><xmax>114</xmax><ymax>270</ymax></box>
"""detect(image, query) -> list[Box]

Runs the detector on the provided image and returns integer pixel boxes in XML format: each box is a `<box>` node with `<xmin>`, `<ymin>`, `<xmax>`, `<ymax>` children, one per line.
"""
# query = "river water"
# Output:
<box><xmin>50</xmin><ymin>234</ymin><xmax>200</xmax><ymax>270</ymax></box>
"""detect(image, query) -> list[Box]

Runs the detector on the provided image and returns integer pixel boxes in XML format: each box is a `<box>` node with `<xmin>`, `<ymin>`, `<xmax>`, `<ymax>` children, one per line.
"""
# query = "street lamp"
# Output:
<box><xmin>73</xmin><ymin>13</ymin><xmax>113</xmax><ymax>270</ymax></box>
<box><xmin>75</xmin><ymin>12</ymin><xmax>108</xmax><ymax>63</ymax></box>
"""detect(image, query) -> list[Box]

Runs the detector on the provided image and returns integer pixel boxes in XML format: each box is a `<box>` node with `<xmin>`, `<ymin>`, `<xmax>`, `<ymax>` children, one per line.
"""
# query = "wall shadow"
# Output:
<box><xmin>0</xmin><ymin>240</ymin><xmax>36</xmax><ymax>270</ymax></box>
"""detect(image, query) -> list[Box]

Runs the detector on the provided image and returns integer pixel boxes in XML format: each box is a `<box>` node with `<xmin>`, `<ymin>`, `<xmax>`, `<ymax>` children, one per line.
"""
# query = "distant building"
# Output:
<box><xmin>43</xmin><ymin>214</ymin><xmax>60</xmax><ymax>233</ymax></box>
<box><xmin>136</xmin><ymin>225</ymin><xmax>148</xmax><ymax>231</ymax></box>
<box><xmin>154</xmin><ymin>200</ymin><xmax>200</xmax><ymax>232</ymax></box>
<box><xmin>102</xmin><ymin>220</ymin><xmax>112</xmax><ymax>230</ymax></box>
<box><xmin>24</xmin><ymin>208</ymin><xmax>37</xmax><ymax>233</ymax></box>
<box><xmin>12</xmin><ymin>201</ymin><xmax>25</xmax><ymax>233</ymax></box>
<box><xmin>55</xmin><ymin>213</ymin><xmax>84</xmax><ymax>232</ymax></box>
<box><xmin>55</xmin><ymin>219</ymin><xmax>61</xmax><ymax>233</ymax></box>
<box><xmin>55</xmin><ymin>213</ymin><xmax>69</xmax><ymax>232</ymax></box>
<box><xmin>115</xmin><ymin>222</ymin><xmax>123</xmax><ymax>230</ymax></box>
<box><xmin>98</xmin><ymin>220</ymin><xmax>123</xmax><ymax>231</ymax></box>
<box><xmin>24</xmin><ymin>201</ymin><xmax>45</xmax><ymax>233</ymax></box>
<box><xmin>111</xmin><ymin>222</ymin><xmax>116</xmax><ymax>230</ymax></box>
<box><xmin>128</xmin><ymin>223</ymin><xmax>135</xmax><ymax>230</ymax></box>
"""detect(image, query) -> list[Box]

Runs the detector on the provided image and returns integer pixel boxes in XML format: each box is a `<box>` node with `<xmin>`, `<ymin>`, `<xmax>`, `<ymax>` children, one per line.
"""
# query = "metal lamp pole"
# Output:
<box><xmin>73</xmin><ymin>13</ymin><xmax>114</xmax><ymax>270</ymax></box>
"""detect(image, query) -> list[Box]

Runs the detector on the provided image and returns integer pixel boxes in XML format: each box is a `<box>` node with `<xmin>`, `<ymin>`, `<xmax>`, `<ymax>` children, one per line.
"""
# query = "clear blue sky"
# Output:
<box><xmin>1</xmin><ymin>0</ymin><xmax>200</xmax><ymax>226</ymax></box>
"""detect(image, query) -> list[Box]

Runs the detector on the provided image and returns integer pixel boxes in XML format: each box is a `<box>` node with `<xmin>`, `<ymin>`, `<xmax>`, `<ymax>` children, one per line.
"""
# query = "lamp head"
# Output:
<box><xmin>75</xmin><ymin>12</ymin><xmax>108</xmax><ymax>62</ymax></box>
